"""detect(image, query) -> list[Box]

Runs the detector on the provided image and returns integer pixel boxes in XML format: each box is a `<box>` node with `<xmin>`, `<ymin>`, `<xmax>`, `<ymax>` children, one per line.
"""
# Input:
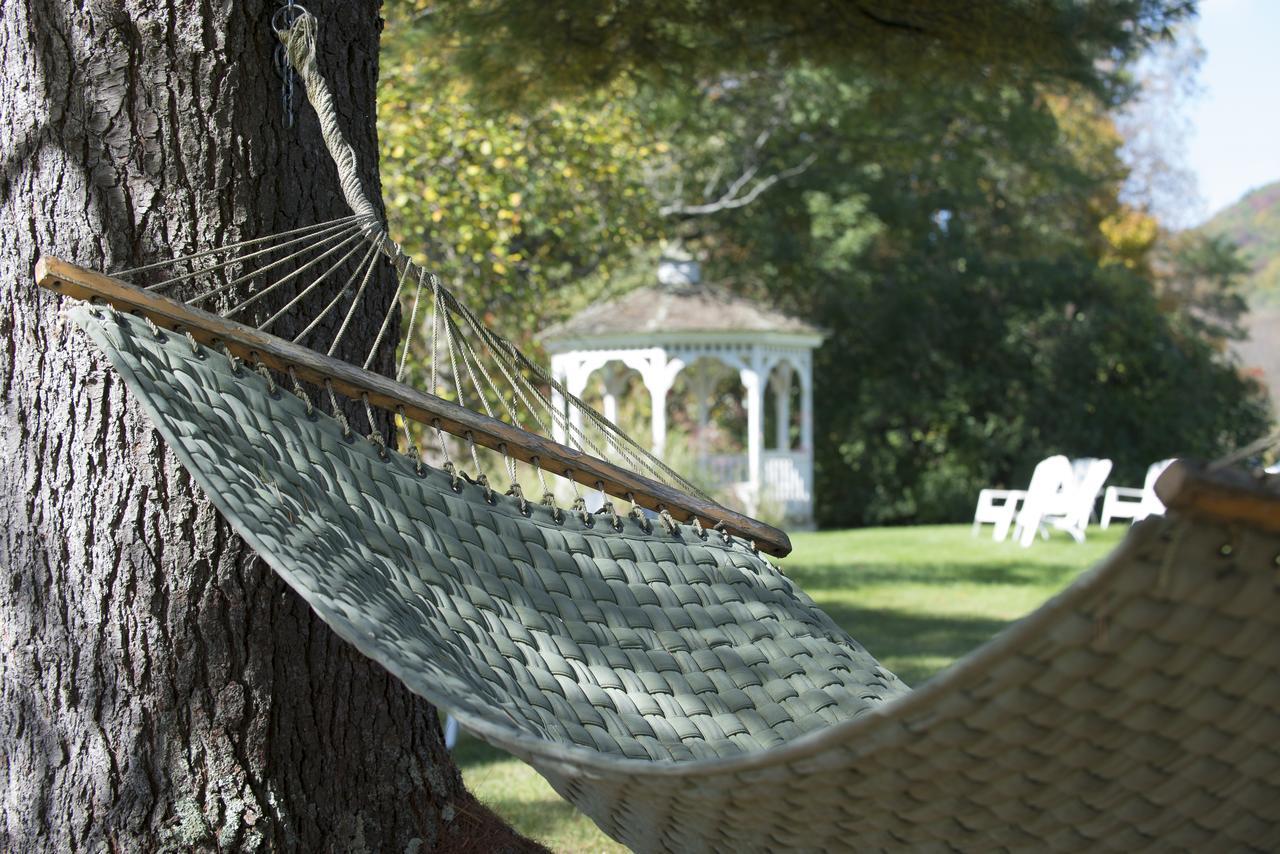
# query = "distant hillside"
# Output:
<box><xmin>1201</xmin><ymin>180</ymin><xmax>1280</xmax><ymax>305</ymax></box>
<box><xmin>1201</xmin><ymin>180</ymin><xmax>1280</xmax><ymax>415</ymax></box>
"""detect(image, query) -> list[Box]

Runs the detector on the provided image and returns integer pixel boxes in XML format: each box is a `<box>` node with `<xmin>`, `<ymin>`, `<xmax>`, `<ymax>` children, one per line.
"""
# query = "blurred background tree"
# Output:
<box><xmin>379</xmin><ymin>0</ymin><xmax>1271</xmax><ymax>527</ymax></box>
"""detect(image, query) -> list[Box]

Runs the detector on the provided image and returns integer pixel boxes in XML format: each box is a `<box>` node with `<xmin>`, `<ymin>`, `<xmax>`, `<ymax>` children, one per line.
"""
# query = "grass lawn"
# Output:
<box><xmin>454</xmin><ymin>523</ymin><xmax>1129</xmax><ymax>853</ymax></box>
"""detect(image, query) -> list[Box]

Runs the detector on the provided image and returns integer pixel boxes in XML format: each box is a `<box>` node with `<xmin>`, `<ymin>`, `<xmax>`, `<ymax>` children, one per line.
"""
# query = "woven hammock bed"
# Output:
<box><xmin>37</xmin><ymin>10</ymin><xmax>1280</xmax><ymax>852</ymax></box>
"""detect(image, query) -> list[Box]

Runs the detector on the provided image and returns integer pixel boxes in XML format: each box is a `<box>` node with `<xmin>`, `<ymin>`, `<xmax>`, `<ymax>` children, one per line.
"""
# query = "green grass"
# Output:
<box><xmin>455</xmin><ymin>523</ymin><xmax>1128</xmax><ymax>852</ymax></box>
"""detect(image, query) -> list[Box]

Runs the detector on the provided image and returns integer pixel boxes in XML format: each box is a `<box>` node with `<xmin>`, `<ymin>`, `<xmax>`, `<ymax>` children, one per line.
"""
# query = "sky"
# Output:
<box><xmin>1187</xmin><ymin>0</ymin><xmax>1280</xmax><ymax>220</ymax></box>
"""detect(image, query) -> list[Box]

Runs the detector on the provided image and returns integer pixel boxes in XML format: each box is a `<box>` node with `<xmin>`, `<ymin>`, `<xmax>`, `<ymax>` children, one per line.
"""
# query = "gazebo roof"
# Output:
<box><xmin>540</xmin><ymin>282</ymin><xmax>822</xmax><ymax>346</ymax></box>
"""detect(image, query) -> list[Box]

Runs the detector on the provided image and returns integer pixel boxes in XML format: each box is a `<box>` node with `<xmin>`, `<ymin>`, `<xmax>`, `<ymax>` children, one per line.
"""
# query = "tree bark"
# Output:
<box><xmin>0</xmin><ymin>2</ymin><xmax>532</xmax><ymax>850</ymax></box>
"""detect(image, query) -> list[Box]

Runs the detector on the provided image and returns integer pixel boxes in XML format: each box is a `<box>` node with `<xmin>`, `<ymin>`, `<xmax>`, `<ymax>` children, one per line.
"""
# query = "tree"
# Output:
<box><xmin>378</xmin><ymin>19</ymin><xmax>824</xmax><ymax>330</ymax></box>
<box><xmin>696</xmin><ymin>67</ymin><xmax>1272</xmax><ymax>525</ymax></box>
<box><xmin>0</xmin><ymin>3</ymin><xmax>530</xmax><ymax>850</ymax></box>
<box><xmin>379</xmin><ymin>16</ymin><xmax>662</xmax><ymax>328</ymax></box>
<box><xmin>1153</xmin><ymin>230</ymin><xmax>1252</xmax><ymax>342</ymax></box>
<box><xmin>381</xmin><ymin>3</ymin><xmax>1269</xmax><ymax>529</ymax></box>
<box><xmin>423</xmin><ymin>0</ymin><xmax>1194</xmax><ymax>105</ymax></box>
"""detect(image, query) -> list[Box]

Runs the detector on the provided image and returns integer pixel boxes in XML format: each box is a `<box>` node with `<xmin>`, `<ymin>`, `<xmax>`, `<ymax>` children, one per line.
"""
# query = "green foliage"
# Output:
<box><xmin>1199</xmin><ymin>180</ymin><xmax>1280</xmax><ymax>305</ymax></box>
<box><xmin>412</xmin><ymin>0</ymin><xmax>1192</xmax><ymax>106</ymax></box>
<box><xmin>681</xmin><ymin>65</ymin><xmax>1271</xmax><ymax>526</ymax></box>
<box><xmin>378</xmin><ymin>17</ymin><xmax>663</xmax><ymax>334</ymax></box>
<box><xmin>377</xmin><ymin>2</ymin><xmax>1270</xmax><ymax>529</ymax></box>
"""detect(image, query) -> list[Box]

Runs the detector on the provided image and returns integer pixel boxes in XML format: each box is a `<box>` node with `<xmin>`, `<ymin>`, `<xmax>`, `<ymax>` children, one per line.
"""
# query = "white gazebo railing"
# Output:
<box><xmin>702</xmin><ymin>451</ymin><xmax>813</xmax><ymax>522</ymax></box>
<box><xmin>762</xmin><ymin>450</ymin><xmax>814</xmax><ymax>517</ymax></box>
<box><xmin>700</xmin><ymin>454</ymin><xmax>748</xmax><ymax>487</ymax></box>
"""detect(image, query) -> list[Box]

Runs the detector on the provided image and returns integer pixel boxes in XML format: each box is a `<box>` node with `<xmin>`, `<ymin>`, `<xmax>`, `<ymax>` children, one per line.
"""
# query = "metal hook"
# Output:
<box><xmin>271</xmin><ymin>1</ymin><xmax>308</xmax><ymax>33</ymax></box>
<box><xmin>271</xmin><ymin>1</ymin><xmax>307</xmax><ymax>130</ymax></box>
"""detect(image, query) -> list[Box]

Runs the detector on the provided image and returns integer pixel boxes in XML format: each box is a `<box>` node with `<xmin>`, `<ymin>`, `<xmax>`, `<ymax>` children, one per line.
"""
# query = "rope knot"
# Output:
<box><xmin>476</xmin><ymin>473</ymin><xmax>497</xmax><ymax>504</ymax></box>
<box><xmin>288</xmin><ymin>366</ymin><xmax>315</xmax><ymax>417</ymax></box>
<box><xmin>541</xmin><ymin>491</ymin><xmax>565</xmax><ymax>525</ymax></box>
<box><xmin>629</xmin><ymin>505</ymin><xmax>654</xmax><ymax>535</ymax></box>
<box><xmin>658</xmin><ymin>508</ymin><xmax>679</xmax><ymax>536</ymax></box>
<box><xmin>506</xmin><ymin>482</ymin><xmax>530</xmax><ymax>516</ymax></box>
<box><xmin>255</xmin><ymin>359</ymin><xmax>279</xmax><ymax>397</ymax></box>
<box><xmin>443</xmin><ymin>461</ymin><xmax>463</xmax><ymax>493</ymax></box>
<box><xmin>407</xmin><ymin>444</ymin><xmax>427</xmax><ymax>476</ymax></box>
<box><xmin>220</xmin><ymin>343</ymin><xmax>242</xmax><ymax>376</ymax></box>
<box><xmin>366</xmin><ymin>431</ymin><xmax>389</xmax><ymax>460</ymax></box>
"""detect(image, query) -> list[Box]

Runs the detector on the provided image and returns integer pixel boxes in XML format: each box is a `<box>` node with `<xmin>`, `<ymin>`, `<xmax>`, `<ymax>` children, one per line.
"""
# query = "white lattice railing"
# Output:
<box><xmin>697</xmin><ymin>450</ymin><xmax>813</xmax><ymax>522</ymax></box>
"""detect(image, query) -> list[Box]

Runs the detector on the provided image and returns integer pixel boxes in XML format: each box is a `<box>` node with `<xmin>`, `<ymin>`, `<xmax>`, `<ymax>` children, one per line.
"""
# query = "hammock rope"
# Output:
<box><xmin>73</xmin><ymin>6</ymin><xmax>758</xmax><ymax>547</ymax></box>
<box><xmin>278</xmin><ymin>9</ymin><xmax>710</xmax><ymax>505</ymax></box>
<box><xmin>30</xmin><ymin>6</ymin><xmax>1280</xmax><ymax>850</ymax></box>
<box><xmin>113</xmin><ymin>205</ymin><xmax>701</xmax><ymax>535</ymax></box>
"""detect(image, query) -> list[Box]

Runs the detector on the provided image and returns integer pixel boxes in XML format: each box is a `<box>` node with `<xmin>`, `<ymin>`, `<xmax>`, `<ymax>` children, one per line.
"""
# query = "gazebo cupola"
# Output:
<box><xmin>541</xmin><ymin>257</ymin><xmax>824</xmax><ymax>525</ymax></box>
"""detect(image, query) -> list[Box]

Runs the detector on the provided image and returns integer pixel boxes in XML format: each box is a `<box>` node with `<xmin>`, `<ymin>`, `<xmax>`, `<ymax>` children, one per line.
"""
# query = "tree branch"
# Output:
<box><xmin>659</xmin><ymin>153</ymin><xmax>816</xmax><ymax>217</ymax></box>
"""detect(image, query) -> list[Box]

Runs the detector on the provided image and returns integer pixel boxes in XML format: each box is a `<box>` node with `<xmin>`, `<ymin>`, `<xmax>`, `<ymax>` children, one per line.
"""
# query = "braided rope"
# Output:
<box><xmin>278</xmin><ymin>13</ymin><xmax>379</xmax><ymax>224</ymax></box>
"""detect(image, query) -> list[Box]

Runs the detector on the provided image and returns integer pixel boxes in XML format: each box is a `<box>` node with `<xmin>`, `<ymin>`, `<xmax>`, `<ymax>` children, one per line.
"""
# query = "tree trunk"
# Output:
<box><xmin>0</xmin><ymin>2</ymin><xmax>532</xmax><ymax>850</ymax></box>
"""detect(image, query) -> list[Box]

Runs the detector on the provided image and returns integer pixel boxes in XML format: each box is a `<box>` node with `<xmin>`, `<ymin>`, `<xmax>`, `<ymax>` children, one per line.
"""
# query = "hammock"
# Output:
<box><xmin>37</xmin><ymin>11</ymin><xmax>1280</xmax><ymax>851</ymax></box>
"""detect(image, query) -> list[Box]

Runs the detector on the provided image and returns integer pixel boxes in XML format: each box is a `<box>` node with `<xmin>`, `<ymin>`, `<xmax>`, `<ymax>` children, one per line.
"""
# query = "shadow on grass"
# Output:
<box><xmin>455</xmin><ymin>734</ymin><xmax>627</xmax><ymax>852</ymax></box>
<box><xmin>815</xmin><ymin>600</ymin><xmax>1012</xmax><ymax>687</ymax></box>
<box><xmin>480</xmin><ymin>795</ymin><xmax>597</xmax><ymax>849</ymax></box>
<box><xmin>789</xmin><ymin>559</ymin><xmax>1085</xmax><ymax>590</ymax></box>
<box><xmin>453</xmin><ymin>733</ymin><xmax>513</xmax><ymax>770</ymax></box>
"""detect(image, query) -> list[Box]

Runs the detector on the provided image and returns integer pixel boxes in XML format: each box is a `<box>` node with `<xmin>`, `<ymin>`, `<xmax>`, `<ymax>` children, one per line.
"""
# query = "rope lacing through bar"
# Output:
<box><xmin>398</xmin><ymin>406</ymin><xmax>426</xmax><ymax>475</ymax></box>
<box><xmin>361</xmin><ymin>393</ymin><xmax>389</xmax><ymax>460</ymax></box>
<box><xmin>658</xmin><ymin>508</ymin><xmax>679</xmax><ymax>536</ymax></box>
<box><xmin>596</xmin><ymin>482</ymin><xmax>624</xmax><ymax>532</ymax></box>
<box><xmin>324</xmin><ymin>378</ymin><xmax>353</xmax><ymax>440</ymax></box>
<box><xmin>289</xmin><ymin>366</ymin><xmax>315</xmax><ymax>417</ymax></box>
<box><xmin>254</xmin><ymin>358</ymin><xmax>279</xmax><ymax>396</ymax></box>
<box><xmin>220</xmin><ymin>342</ymin><xmax>242</xmax><ymax>376</ymax></box>
<box><xmin>626</xmin><ymin>492</ymin><xmax>653</xmax><ymax>534</ymax></box>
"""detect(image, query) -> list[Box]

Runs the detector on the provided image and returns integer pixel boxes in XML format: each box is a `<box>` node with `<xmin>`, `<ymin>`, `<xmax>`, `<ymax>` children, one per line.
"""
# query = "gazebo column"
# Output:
<box><xmin>796</xmin><ymin>353</ymin><xmax>816</xmax><ymax>523</ymax></box>
<box><xmin>650</xmin><ymin>384</ymin><xmax>667</xmax><ymax>456</ymax></box>
<box><xmin>648</xmin><ymin>368</ymin><xmax>680</xmax><ymax>457</ymax></box>
<box><xmin>550</xmin><ymin>353</ymin><xmax>592</xmax><ymax>448</ymax></box>
<box><xmin>799</xmin><ymin>353</ymin><xmax>814</xmax><ymax>453</ymax></box>
<box><xmin>600</xmin><ymin>363</ymin><xmax>627</xmax><ymax>426</ymax></box>
<box><xmin>549</xmin><ymin>353</ymin><xmax>573</xmax><ymax>445</ymax></box>
<box><xmin>773</xmin><ymin>362</ymin><xmax>793</xmax><ymax>451</ymax></box>
<box><xmin>639</xmin><ymin>352</ymin><xmax>682</xmax><ymax>457</ymax></box>
<box><xmin>740</xmin><ymin>351</ymin><xmax>765</xmax><ymax>512</ymax></box>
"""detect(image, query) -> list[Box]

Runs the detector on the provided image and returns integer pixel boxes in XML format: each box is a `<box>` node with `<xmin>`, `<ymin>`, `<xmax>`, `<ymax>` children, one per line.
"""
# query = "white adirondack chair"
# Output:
<box><xmin>1015</xmin><ymin>457</ymin><xmax>1112</xmax><ymax>547</ymax></box>
<box><xmin>1071</xmin><ymin>458</ymin><xmax>1099</xmax><ymax>524</ymax></box>
<box><xmin>1100</xmin><ymin>459</ymin><xmax>1175</xmax><ymax>528</ymax></box>
<box><xmin>972</xmin><ymin>455</ymin><xmax>1074</xmax><ymax>542</ymax></box>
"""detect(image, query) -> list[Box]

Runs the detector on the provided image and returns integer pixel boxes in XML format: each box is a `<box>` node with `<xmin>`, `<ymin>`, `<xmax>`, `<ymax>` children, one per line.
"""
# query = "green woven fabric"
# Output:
<box><xmin>75</xmin><ymin>306</ymin><xmax>1280</xmax><ymax>852</ymax></box>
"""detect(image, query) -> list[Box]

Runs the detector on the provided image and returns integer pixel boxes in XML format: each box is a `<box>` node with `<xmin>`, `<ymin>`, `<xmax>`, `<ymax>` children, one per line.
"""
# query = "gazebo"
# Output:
<box><xmin>541</xmin><ymin>259</ymin><xmax>824</xmax><ymax>525</ymax></box>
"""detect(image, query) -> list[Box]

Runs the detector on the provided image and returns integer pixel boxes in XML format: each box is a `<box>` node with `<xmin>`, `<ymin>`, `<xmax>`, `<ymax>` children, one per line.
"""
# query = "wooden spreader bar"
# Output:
<box><xmin>1155</xmin><ymin>459</ymin><xmax>1280</xmax><ymax>535</ymax></box>
<box><xmin>36</xmin><ymin>256</ymin><xmax>793</xmax><ymax>557</ymax></box>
